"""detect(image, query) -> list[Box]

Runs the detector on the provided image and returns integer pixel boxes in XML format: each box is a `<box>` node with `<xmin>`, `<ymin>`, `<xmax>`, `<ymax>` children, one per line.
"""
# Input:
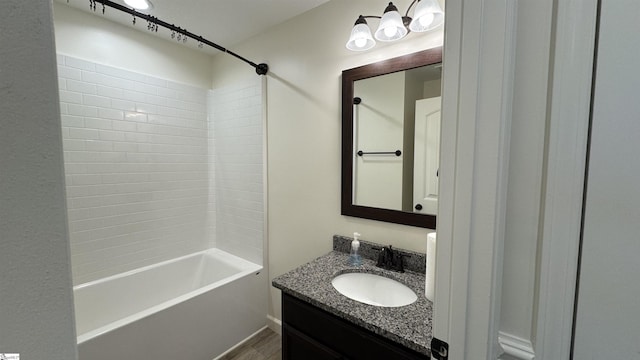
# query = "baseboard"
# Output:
<box><xmin>267</xmin><ymin>314</ymin><xmax>282</xmax><ymax>335</ymax></box>
<box><xmin>498</xmin><ymin>332</ymin><xmax>535</xmax><ymax>360</ymax></box>
<box><xmin>212</xmin><ymin>326</ymin><xmax>268</xmax><ymax>360</ymax></box>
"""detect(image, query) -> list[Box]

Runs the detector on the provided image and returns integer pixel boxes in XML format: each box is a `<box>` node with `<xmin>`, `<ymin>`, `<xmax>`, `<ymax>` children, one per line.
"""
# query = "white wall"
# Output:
<box><xmin>58</xmin><ymin>54</ymin><xmax>211</xmax><ymax>284</ymax></box>
<box><xmin>210</xmin><ymin>0</ymin><xmax>444</xmax><ymax>322</ymax></box>
<box><xmin>0</xmin><ymin>1</ymin><xmax>78</xmax><ymax>358</ymax></box>
<box><xmin>53</xmin><ymin>3</ymin><xmax>212</xmax><ymax>89</ymax></box>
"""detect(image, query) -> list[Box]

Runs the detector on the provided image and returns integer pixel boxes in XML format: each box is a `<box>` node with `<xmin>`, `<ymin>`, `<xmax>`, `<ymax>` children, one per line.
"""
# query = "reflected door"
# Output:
<box><xmin>413</xmin><ymin>97</ymin><xmax>441</xmax><ymax>215</ymax></box>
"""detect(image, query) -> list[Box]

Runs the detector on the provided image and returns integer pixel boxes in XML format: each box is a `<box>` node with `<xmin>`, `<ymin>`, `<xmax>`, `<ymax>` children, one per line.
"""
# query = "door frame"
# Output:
<box><xmin>435</xmin><ymin>0</ymin><xmax>518</xmax><ymax>358</ymax></box>
<box><xmin>435</xmin><ymin>0</ymin><xmax>598</xmax><ymax>359</ymax></box>
<box><xmin>533</xmin><ymin>0</ymin><xmax>597</xmax><ymax>358</ymax></box>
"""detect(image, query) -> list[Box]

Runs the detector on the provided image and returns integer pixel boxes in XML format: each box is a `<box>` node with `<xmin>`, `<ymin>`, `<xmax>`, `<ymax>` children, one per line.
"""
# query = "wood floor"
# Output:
<box><xmin>218</xmin><ymin>328</ymin><xmax>281</xmax><ymax>360</ymax></box>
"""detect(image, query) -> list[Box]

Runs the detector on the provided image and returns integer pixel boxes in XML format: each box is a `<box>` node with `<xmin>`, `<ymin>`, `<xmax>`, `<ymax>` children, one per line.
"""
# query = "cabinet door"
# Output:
<box><xmin>282</xmin><ymin>294</ymin><xmax>428</xmax><ymax>360</ymax></box>
<box><xmin>283</xmin><ymin>324</ymin><xmax>343</xmax><ymax>360</ymax></box>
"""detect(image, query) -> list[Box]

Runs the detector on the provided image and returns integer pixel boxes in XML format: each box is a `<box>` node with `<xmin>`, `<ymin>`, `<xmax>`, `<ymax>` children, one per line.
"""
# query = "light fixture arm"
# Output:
<box><xmin>401</xmin><ymin>0</ymin><xmax>425</xmax><ymax>28</ymax></box>
<box><xmin>404</xmin><ymin>0</ymin><xmax>420</xmax><ymax>18</ymax></box>
<box><xmin>358</xmin><ymin>15</ymin><xmax>382</xmax><ymax>22</ymax></box>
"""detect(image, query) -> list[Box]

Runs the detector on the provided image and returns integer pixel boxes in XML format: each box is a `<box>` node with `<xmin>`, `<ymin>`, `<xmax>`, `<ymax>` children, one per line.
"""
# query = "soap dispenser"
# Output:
<box><xmin>348</xmin><ymin>232</ymin><xmax>362</xmax><ymax>266</ymax></box>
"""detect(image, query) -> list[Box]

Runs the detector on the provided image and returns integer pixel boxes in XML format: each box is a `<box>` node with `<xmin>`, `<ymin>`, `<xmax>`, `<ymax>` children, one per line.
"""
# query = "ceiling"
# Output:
<box><xmin>56</xmin><ymin>0</ymin><xmax>330</xmax><ymax>54</ymax></box>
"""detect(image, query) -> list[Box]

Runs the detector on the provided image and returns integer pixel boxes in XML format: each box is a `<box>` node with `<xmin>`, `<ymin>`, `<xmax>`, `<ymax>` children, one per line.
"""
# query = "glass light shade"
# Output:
<box><xmin>124</xmin><ymin>0</ymin><xmax>153</xmax><ymax>10</ymax></box>
<box><xmin>374</xmin><ymin>7</ymin><xmax>408</xmax><ymax>41</ymax></box>
<box><xmin>346</xmin><ymin>23</ymin><xmax>376</xmax><ymax>51</ymax></box>
<box><xmin>409</xmin><ymin>0</ymin><xmax>444</xmax><ymax>32</ymax></box>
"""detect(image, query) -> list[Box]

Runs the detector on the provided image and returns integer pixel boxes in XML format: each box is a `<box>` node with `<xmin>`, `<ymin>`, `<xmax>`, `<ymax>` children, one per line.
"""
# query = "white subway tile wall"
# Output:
<box><xmin>57</xmin><ymin>55</ymin><xmax>263</xmax><ymax>284</ymax></box>
<box><xmin>209</xmin><ymin>80</ymin><xmax>264</xmax><ymax>265</ymax></box>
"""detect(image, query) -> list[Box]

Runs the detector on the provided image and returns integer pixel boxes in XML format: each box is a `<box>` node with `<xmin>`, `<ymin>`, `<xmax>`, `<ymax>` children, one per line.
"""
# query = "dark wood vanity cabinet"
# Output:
<box><xmin>282</xmin><ymin>293</ymin><xmax>429</xmax><ymax>360</ymax></box>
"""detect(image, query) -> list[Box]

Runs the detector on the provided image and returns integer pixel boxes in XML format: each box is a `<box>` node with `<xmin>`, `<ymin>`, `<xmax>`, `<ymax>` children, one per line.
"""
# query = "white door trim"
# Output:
<box><xmin>438</xmin><ymin>0</ymin><xmax>597</xmax><ymax>358</ymax></box>
<box><xmin>534</xmin><ymin>0</ymin><xmax>597</xmax><ymax>359</ymax></box>
<box><xmin>435</xmin><ymin>0</ymin><xmax>517</xmax><ymax>358</ymax></box>
<box><xmin>498</xmin><ymin>332</ymin><xmax>535</xmax><ymax>360</ymax></box>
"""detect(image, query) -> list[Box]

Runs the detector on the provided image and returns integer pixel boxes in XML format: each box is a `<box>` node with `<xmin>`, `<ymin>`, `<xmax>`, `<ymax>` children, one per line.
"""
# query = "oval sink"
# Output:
<box><xmin>331</xmin><ymin>272</ymin><xmax>417</xmax><ymax>307</ymax></box>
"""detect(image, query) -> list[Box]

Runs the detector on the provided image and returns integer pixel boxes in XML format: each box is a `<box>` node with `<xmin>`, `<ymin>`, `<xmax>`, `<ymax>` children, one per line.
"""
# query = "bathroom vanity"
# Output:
<box><xmin>272</xmin><ymin>236</ymin><xmax>431</xmax><ymax>359</ymax></box>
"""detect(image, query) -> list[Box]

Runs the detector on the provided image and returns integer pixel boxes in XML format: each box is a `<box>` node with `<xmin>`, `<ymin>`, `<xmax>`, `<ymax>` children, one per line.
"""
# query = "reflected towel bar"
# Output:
<box><xmin>357</xmin><ymin>150</ymin><xmax>402</xmax><ymax>156</ymax></box>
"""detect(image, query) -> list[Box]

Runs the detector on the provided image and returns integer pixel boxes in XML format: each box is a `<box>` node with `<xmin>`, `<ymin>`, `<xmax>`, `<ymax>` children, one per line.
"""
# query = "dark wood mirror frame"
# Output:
<box><xmin>341</xmin><ymin>47</ymin><xmax>443</xmax><ymax>228</ymax></box>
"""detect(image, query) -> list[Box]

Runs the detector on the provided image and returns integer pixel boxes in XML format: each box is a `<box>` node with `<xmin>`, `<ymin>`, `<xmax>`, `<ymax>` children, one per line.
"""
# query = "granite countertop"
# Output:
<box><xmin>272</xmin><ymin>248</ymin><xmax>432</xmax><ymax>356</ymax></box>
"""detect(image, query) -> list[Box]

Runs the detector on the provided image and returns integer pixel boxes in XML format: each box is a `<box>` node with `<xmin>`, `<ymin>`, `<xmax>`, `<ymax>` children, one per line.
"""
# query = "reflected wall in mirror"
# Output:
<box><xmin>341</xmin><ymin>47</ymin><xmax>442</xmax><ymax>228</ymax></box>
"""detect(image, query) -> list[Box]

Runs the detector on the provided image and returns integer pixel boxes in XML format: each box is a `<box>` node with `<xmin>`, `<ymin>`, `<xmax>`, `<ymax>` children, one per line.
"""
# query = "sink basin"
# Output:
<box><xmin>331</xmin><ymin>272</ymin><xmax>417</xmax><ymax>307</ymax></box>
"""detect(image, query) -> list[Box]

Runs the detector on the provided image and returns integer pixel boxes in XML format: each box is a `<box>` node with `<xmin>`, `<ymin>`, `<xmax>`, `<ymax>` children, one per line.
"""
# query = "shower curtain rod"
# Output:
<box><xmin>85</xmin><ymin>0</ymin><xmax>269</xmax><ymax>75</ymax></box>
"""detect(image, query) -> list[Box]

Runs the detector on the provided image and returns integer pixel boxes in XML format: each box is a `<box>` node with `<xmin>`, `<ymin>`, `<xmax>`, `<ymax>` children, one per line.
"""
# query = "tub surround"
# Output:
<box><xmin>57</xmin><ymin>54</ymin><xmax>264</xmax><ymax>284</ymax></box>
<box><xmin>272</xmin><ymin>235</ymin><xmax>432</xmax><ymax>356</ymax></box>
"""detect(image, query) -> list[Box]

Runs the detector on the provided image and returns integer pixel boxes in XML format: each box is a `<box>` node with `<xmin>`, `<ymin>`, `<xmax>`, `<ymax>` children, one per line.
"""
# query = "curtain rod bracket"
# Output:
<box><xmin>255</xmin><ymin>63</ymin><xmax>269</xmax><ymax>76</ymax></box>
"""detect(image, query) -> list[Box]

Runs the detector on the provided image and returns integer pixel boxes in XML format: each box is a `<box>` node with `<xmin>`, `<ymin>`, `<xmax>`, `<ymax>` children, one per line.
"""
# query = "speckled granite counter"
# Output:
<box><xmin>272</xmin><ymin>247</ymin><xmax>432</xmax><ymax>356</ymax></box>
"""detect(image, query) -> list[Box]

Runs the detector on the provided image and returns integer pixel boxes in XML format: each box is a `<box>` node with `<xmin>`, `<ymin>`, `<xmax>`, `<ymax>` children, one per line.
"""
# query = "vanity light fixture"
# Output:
<box><xmin>124</xmin><ymin>0</ymin><xmax>153</xmax><ymax>11</ymax></box>
<box><xmin>346</xmin><ymin>0</ymin><xmax>444</xmax><ymax>51</ymax></box>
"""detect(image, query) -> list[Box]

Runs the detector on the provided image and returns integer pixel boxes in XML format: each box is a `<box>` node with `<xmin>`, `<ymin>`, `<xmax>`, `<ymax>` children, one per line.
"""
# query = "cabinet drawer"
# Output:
<box><xmin>282</xmin><ymin>293</ymin><xmax>428</xmax><ymax>360</ymax></box>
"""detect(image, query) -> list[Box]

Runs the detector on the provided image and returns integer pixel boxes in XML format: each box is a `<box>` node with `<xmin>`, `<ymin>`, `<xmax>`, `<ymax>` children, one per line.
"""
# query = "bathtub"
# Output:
<box><xmin>74</xmin><ymin>249</ymin><xmax>267</xmax><ymax>360</ymax></box>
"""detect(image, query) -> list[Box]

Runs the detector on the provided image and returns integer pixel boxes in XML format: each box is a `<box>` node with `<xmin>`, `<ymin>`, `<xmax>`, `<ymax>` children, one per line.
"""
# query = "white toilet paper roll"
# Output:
<box><xmin>426</xmin><ymin>232</ymin><xmax>436</xmax><ymax>302</ymax></box>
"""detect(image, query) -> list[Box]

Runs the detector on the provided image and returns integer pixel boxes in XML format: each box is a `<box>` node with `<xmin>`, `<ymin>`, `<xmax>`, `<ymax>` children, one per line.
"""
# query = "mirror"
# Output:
<box><xmin>341</xmin><ymin>48</ymin><xmax>442</xmax><ymax>228</ymax></box>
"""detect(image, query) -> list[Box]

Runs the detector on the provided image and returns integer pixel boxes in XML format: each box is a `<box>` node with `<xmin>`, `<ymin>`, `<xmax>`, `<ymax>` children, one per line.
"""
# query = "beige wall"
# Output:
<box><xmin>210</xmin><ymin>0</ymin><xmax>444</xmax><ymax>321</ymax></box>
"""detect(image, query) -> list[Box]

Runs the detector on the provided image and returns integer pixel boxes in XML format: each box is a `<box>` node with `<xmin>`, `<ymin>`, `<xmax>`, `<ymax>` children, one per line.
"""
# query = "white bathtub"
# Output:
<box><xmin>74</xmin><ymin>249</ymin><xmax>267</xmax><ymax>360</ymax></box>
